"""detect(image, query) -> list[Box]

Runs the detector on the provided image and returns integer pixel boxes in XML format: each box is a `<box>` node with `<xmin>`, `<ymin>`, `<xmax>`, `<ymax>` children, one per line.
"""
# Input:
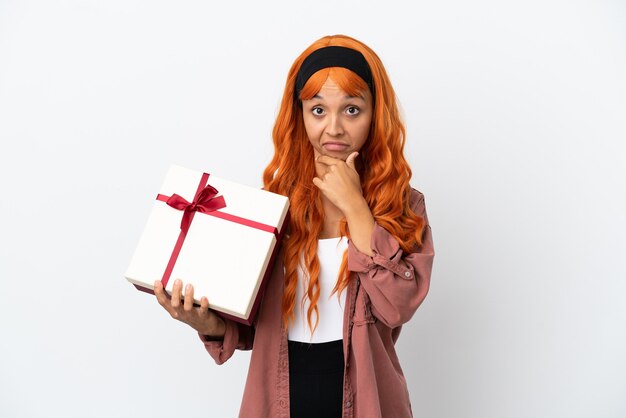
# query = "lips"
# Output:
<box><xmin>322</xmin><ymin>142</ymin><xmax>350</xmax><ymax>152</ymax></box>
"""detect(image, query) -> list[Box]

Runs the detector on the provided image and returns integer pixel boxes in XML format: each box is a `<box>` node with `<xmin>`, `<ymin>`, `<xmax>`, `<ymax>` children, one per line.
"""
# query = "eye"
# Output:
<box><xmin>311</xmin><ymin>107</ymin><xmax>325</xmax><ymax>116</ymax></box>
<box><xmin>346</xmin><ymin>106</ymin><xmax>360</xmax><ymax>116</ymax></box>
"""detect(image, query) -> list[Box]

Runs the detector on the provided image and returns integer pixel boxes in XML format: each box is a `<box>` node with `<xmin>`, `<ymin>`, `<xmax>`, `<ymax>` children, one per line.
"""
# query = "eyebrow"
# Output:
<box><xmin>312</xmin><ymin>93</ymin><xmax>365</xmax><ymax>101</ymax></box>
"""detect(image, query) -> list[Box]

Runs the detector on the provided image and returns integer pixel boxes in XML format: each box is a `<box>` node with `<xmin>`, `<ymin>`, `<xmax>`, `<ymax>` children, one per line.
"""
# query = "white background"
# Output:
<box><xmin>1</xmin><ymin>1</ymin><xmax>625</xmax><ymax>417</ymax></box>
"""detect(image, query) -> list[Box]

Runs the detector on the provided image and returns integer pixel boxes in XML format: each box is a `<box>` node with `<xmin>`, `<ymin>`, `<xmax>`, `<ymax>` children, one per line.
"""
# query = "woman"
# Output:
<box><xmin>154</xmin><ymin>34</ymin><xmax>434</xmax><ymax>418</ymax></box>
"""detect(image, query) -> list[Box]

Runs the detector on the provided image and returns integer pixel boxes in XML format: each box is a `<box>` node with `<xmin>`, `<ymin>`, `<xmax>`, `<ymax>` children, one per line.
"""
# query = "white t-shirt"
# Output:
<box><xmin>287</xmin><ymin>237</ymin><xmax>348</xmax><ymax>343</ymax></box>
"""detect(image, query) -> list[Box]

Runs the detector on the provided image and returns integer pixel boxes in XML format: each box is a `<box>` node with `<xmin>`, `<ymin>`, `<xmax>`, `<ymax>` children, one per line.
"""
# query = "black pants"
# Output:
<box><xmin>288</xmin><ymin>339</ymin><xmax>344</xmax><ymax>418</ymax></box>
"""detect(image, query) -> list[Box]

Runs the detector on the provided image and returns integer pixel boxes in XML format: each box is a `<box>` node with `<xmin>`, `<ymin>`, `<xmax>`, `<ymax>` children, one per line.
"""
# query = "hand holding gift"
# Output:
<box><xmin>154</xmin><ymin>279</ymin><xmax>225</xmax><ymax>338</ymax></box>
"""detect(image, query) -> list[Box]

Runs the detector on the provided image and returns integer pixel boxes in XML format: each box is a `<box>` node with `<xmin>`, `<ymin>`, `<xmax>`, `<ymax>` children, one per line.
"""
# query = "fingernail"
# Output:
<box><xmin>175</xmin><ymin>279</ymin><xmax>182</xmax><ymax>286</ymax></box>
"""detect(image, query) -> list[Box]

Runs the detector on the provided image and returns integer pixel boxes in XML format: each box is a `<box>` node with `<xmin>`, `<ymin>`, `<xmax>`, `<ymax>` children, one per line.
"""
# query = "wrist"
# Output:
<box><xmin>344</xmin><ymin>198</ymin><xmax>375</xmax><ymax>256</ymax></box>
<box><xmin>203</xmin><ymin>317</ymin><xmax>226</xmax><ymax>339</ymax></box>
<box><xmin>343</xmin><ymin>197</ymin><xmax>373</xmax><ymax>223</ymax></box>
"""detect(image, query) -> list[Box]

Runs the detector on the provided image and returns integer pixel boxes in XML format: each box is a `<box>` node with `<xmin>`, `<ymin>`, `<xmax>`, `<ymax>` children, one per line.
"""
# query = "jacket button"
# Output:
<box><xmin>345</xmin><ymin>401</ymin><xmax>352</xmax><ymax>408</ymax></box>
<box><xmin>404</xmin><ymin>271</ymin><xmax>411</xmax><ymax>278</ymax></box>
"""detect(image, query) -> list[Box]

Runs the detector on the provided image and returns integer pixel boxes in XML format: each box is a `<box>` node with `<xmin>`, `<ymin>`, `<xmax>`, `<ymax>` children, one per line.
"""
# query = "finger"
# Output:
<box><xmin>200</xmin><ymin>296</ymin><xmax>209</xmax><ymax>312</ymax></box>
<box><xmin>171</xmin><ymin>279</ymin><xmax>183</xmax><ymax>308</ymax></box>
<box><xmin>183</xmin><ymin>283</ymin><xmax>195</xmax><ymax>312</ymax></box>
<box><xmin>346</xmin><ymin>152</ymin><xmax>359</xmax><ymax>170</ymax></box>
<box><xmin>312</xmin><ymin>177</ymin><xmax>324</xmax><ymax>189</ymax></box>
<box><xmin>316</xmin><ymin>155</ymin><xmax>342</xmax><ymax>166</ymax></box>
<box><xmin>154</xmin><ymin>280</ymin><xmax>167</xmax><ymax>306</ymax></box>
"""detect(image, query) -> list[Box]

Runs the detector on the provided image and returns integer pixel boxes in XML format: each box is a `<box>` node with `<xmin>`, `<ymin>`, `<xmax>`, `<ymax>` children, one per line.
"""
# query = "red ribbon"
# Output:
<box><xmin>155</xmin><ymin>172</ymin><xmax>279</xmax><ymax>289</ymax></box>
<box><xmin>161</xmin><ymin>184</ymin><xmax>226</xmax><ymax>233</ymax></box>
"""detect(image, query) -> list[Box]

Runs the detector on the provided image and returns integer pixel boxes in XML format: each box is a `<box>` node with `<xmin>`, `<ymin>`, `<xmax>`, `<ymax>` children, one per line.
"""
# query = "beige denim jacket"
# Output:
<box><xmin>200</xmin><ymin>189</ymin><xmax>434</xmax><ymax>418</ymax></box>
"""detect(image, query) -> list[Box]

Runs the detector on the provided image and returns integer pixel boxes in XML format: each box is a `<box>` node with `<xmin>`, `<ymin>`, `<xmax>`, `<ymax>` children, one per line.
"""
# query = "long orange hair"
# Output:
<box><xmin>263</xmin><ymin>35</ymin><xmax>426</xmax><ymax>332</ymax></box>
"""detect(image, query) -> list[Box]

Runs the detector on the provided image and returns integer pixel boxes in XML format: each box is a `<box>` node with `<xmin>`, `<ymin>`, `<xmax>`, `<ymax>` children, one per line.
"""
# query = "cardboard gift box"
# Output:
<box><xmin>125</xmin><ymin>164</ymin><xmax>289</xmax><ymax>325</ymax></box>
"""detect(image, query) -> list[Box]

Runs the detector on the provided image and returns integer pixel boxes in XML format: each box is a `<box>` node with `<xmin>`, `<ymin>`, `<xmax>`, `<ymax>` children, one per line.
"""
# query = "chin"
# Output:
<box><xmin>322</xmin><ymin>150</ymin><xmax>350</xmax><ymax>160</ymax></box>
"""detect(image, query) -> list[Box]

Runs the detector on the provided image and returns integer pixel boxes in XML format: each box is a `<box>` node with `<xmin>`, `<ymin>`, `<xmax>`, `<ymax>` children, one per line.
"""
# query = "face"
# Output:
<box><xmin>301</xmin><ymin>78</ymin><xmax>373</xmax><ymax>161</ymax></box>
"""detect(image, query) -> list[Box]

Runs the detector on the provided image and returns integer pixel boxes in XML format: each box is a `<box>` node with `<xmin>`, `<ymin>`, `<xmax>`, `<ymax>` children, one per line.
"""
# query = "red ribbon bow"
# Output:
<box><xmin>165</xmin><ymin>185</ymin><xmax>227</xmax><ymax>233</ymax></box>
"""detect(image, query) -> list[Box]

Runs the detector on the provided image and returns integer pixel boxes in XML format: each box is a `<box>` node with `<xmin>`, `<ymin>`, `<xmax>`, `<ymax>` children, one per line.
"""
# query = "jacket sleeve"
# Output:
<box><xmin>198</xmin><ymin>319</ymin><xmax>255</xmax><ymax>365</ymax></box>
<box><xmin>347</xmin><ymin>189</ymin><xmax>434</xmax><ymax>328</ymax></box>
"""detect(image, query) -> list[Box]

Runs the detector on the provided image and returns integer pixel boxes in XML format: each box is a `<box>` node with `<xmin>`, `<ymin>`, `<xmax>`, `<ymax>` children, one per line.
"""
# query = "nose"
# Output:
<box><xmin>325</xmin><ymin>113</ymin><xmax>344</xmax><ymax>137</ymax></box>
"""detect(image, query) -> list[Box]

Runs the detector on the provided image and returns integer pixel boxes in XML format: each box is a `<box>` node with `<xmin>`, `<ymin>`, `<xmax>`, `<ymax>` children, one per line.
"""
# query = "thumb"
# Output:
<box><xmin>346</xmin><ymin>152</ymin><xmax>359</xmax><ymax>170</ymax></box>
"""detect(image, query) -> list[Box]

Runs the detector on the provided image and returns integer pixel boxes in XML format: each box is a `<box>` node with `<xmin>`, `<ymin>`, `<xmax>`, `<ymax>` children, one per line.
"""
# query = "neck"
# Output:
<box><xmin>319</xmin><ymin>194</ymin><xmax>343</xmax><ymax>239</ymax></box>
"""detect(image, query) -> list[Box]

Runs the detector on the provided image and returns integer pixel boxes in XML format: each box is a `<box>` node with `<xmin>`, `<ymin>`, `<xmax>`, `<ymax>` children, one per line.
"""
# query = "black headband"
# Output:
<box><xmin>295</xmin><ymin>46</ymin><xmax>373</xmax><ymax>98</ymax></box>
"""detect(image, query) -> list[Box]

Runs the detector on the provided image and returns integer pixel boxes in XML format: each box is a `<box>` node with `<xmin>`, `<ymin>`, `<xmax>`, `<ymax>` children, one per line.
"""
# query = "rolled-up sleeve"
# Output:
<box><xmin>198</xmin><ymin>319</ymin><xmax>254</xmax><ymax>365</ymax></box>
<box><xmin>347</xmin><ymin>190</ymin><xmax>434</xmax><ymax>328</ymax></box>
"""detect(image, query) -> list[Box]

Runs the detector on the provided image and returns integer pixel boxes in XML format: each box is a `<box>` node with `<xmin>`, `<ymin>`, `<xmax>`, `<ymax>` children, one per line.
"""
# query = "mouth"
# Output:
<box><xmin>322</xmin><ymin>142</ymin><xmax>350</xmax><ymax>152</ymax></box>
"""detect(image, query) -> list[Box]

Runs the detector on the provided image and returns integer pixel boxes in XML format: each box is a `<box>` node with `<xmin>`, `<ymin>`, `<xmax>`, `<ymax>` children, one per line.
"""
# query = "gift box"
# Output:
<box><xmin>125</xmin><ymin>164</ymin><xmax>289</xmax><ymax>325</ymax></box>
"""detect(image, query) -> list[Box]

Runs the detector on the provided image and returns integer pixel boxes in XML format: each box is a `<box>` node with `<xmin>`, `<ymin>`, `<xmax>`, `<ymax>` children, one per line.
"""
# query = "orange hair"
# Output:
<box><xmin>263</xmin><ymin>34</ymin><xmax>427</xmax><ymax>332</ymax></box>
